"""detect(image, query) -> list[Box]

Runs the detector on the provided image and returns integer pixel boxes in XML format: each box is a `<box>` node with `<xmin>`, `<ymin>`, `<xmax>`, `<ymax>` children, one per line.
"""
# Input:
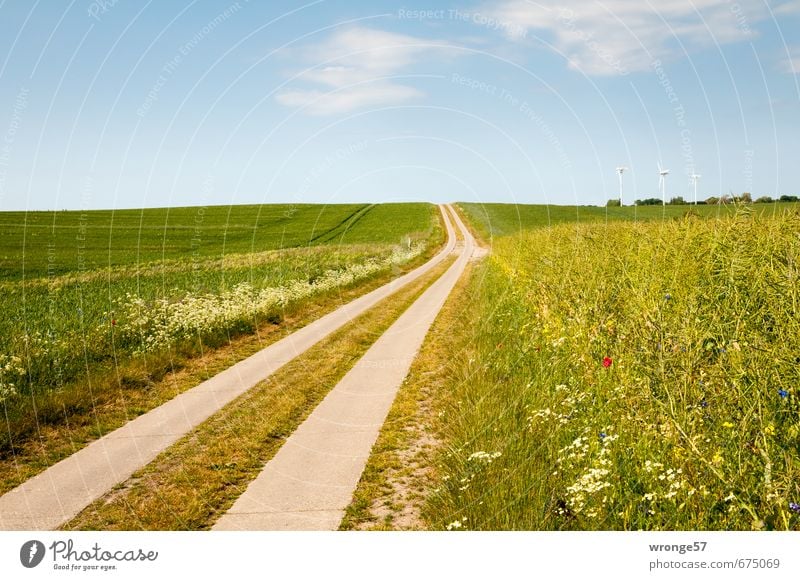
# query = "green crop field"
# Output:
<box><xmin>460</xmin><ymin>202</ymin><xmax>800</xmax><ymax>239</ymax></box>
<box><xmin>0</xmin><ymin>203</ymin><xmax>434</xmax><ymax>279</ymax></box>
<box><xmin>0</xmin><ymin>202</ymin><xmax>439</xmax><ymax>455</ymax></box>
<box><xmin>425</xmin><ymin>203</ymin><xmax>800</xmax><ymax>530</ymax></box>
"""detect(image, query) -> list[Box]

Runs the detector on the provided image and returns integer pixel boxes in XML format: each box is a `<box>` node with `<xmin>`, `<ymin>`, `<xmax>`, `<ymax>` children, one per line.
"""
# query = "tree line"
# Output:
<box><xmin>606</xmin><ymin>193</ymin><xmax>799</xmax><ymax>206</ymax></box>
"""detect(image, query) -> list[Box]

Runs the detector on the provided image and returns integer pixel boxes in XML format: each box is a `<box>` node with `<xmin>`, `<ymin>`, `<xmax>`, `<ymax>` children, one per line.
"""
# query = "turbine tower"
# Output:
<box><xmin>690</xmin><ymin>173</ymin><xmax>701</xmax><ymax>205</ymax></box>
<box><xmin>616</xmin><ymin>166</ymin><xmax>627</xmax><ymax>206</ymax></box>
<box><xmin>658</xmin><ymin>163</ymin><xmax>670</xmax><ymax>206</ymax></box>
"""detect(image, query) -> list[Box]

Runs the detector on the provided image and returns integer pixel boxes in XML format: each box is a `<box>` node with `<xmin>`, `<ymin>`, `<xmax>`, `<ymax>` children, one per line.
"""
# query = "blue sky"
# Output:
<box><xmin>0</xmin><ymin>0</ymin><xmax>798</xmax><ymax>209</ymax></box>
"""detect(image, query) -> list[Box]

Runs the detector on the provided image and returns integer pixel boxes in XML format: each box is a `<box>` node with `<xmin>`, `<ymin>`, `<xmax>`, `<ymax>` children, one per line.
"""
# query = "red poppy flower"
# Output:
<box><xmin>111</xmin><ymin>319</ymin><xmax>117</xmax><ymax>326</ymax></box>
<box><xmin>602</xmin><ymin>356</ymin><xmax>613</xmax><ymax>368</ymax></box>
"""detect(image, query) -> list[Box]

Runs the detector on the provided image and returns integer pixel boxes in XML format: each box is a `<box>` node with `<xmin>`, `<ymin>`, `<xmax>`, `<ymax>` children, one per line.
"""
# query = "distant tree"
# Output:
<box><xmin>719</xmin><ymin>195</ymin><xmax>731</xmax><ymax>204</ymax></box>
<box><xmin>754</xmin><ymin>196</ymin><xmax>774</xmax><ymax>203</ymax></box>
<box><xmin>779</xmin><ymin>195</ymin><xmax>799</xmax><ymax>202</ymax></box>
<box><xmin>705</xmin><ymin>196</ymin><xmax>719</xmax><ymax>205</ymax></box>
<box><xmin>737</xmin><ymin>192</ymin><xmax>752</xmax><ymax>203</ymax></box>
<box><xmin>635</xmin><ymin>198</ymin><xmax>663</xmax><ymax>206</ymax></box>
<box><xmin>606</xmin><ymin>198</ymin><xmax>621</xmax><ymax>207</ymax></box>
<box><xmin>668</xmin><ymin>196</ymin><xmax>686</xmax><ymax>205</ymax></box>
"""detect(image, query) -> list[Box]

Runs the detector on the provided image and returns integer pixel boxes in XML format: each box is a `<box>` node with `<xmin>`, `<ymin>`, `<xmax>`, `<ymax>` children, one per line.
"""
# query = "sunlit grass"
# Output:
<box><xmin>427</xmin><ymin>206</ymin><xmax>800</xmax><ymax>530</ymax></box>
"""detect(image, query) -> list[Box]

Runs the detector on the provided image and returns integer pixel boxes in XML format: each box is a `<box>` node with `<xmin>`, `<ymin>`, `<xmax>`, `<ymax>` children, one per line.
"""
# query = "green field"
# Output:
<box><xmin>425</xmin><ymin>203</ymin><xmax>800</xmax><ymax>530</ymax></box>
<box><xmin>0</xmin><ymin>203</ymin><xmax>439</xmax><ymax>454</ymax></box>
<box><xmin>459</xmin><ymin>202</ymin><xmax>800</xmax><ymax>239</ymax></box>
<box><xmin>0</xmin><ymin>203</ymin><xmax>434</xmax><ymax>279</ymax></box>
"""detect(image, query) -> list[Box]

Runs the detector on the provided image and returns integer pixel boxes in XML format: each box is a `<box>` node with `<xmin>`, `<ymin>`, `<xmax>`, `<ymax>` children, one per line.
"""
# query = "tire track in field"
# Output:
<box><xmin>314</xmin><ymin>204</ymin><xmax>376</xmax><ymax>245</ymax></box>
<box><xmin>306</xmin><ymin>204</ymin><xmax>374</xmax><ymax>245</ymax></box>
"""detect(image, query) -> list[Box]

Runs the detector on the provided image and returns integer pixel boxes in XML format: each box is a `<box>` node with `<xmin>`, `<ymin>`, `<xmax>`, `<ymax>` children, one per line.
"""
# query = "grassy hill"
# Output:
<box><xmin>0</xmin><ymin>203</ymin><xmax>435</xmax><ymax>280</ymax></box>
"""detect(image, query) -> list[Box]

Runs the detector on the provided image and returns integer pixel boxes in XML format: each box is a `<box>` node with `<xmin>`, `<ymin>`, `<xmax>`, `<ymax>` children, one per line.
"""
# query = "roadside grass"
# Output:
<box><xmin>340</xmin><ymin>262</ymin><xmax>480</xmax><ymax>530</ymax></box>
<box><xmin>63</xmin><ymin>256</ymin><xmax>455</xmax><ymax>530</ymax></box>
<box><xmin>0</xmin><ymin>210</ymin><xmax>445</xmax><ymax>495</ymax></box>
<box><xmin>427</xmin><ymin>207</ymin><xmax>800</xmax><ymax>530</ymax></box>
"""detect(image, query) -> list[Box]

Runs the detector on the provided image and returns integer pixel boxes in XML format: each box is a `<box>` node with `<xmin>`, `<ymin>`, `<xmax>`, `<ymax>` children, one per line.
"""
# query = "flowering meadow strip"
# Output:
<box><xmin>428</xmin><ymin>207</ymin><xmax>800</xmax><ymax>530</ymax></box>
<box><xmin>0</xmin><ymin>243</ymin><xmax>424</xmax><ymax>401</ymax></box>
<box><xmin>0</xmin><ymin>243</ymin><xmax>389</xmax><ymax>290</ymax></box>
<box><xmin>117</xmin><ymin>245</ymin><xmax>424</xmax><ymax>352</ymax></box>
<box><xmin>0</xmin><ymin>240</ymin><xmax>424</xmax><ymax>395</ymax></box>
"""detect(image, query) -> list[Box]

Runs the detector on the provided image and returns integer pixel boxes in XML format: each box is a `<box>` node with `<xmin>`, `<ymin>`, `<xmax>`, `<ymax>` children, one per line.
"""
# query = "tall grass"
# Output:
<box><xmin>427</xmin><ymin>207</ymin><xmax>800</xmax><ymax>530</ymax></box>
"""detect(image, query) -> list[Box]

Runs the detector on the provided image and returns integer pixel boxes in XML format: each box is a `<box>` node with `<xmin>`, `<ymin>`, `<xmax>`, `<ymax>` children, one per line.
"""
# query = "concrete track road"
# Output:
<box><xmin>214</xmin><ymin>205</ymin><xmax>476</xmax><ymax>530</ymax></box>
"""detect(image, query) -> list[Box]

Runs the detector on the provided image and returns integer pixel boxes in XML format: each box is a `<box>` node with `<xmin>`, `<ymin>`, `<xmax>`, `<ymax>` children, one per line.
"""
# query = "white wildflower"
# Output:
<box><xmin>467</xmin><ymin>451</ymin><xmax>502</xmax><ymax>464</ymax></box>
<box><xmin>118</xmin><ymin>244</ymin><xmax>423</xmax><ymax>352</ymax></box>
<box><xmin>0</xmin><ymin>353</ymin><xmax>26</xmax><ymax>403</ymax></box>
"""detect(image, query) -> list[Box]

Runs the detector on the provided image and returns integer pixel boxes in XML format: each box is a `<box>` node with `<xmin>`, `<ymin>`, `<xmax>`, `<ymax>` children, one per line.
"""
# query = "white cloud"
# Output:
<box><xmin>780</xmin><ymin>47</ymin><xmax>800</xmax><ymax>74</ymax></box>
<box><xmin>275</xmin><ymin>84</ymin><xmax>423</xmax><ymax>116</ymax></box>
<box><xmin>276</xmin><ymin>26</ymin><xmax>454</xmax><ymax>115</ymax></box>
<box><xmin>479</xmin><ymin>0</ymin><xmax>768</xmax><ymax>75</ymax></box>
<box><xmin>774</xmin><ymin>0</ymin><xmax>800</xmax><ymax>15</ymax></box>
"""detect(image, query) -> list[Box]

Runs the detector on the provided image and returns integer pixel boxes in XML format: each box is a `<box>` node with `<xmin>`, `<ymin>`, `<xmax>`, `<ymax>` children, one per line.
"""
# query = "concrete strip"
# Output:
<box><xmin>0</xmin><ymin>206</ymin><xmax>457</xmax><ymax>531</ymax></box>
<box><xmin>213</xmin><ymin>205</ymin><xmax>475</xmax><ymax>530</ymax></box>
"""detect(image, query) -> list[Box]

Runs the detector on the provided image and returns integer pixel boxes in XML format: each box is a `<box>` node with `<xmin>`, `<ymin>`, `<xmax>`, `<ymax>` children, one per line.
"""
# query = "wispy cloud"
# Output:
<box><xmin>276</xmin><ymin>26</ymin><xmax>454</xmax><ymax>115</ymax></box>
<box><xmin>275</xmin><ymin>84</ymin><xmax>423</xmax><ymax>116</ymax></box>
<box><xmin>774</xmin><ymin>0</ymin><xmax>800</xmax><ymax>15</ymax></box>
<box><xmin>779</xmin><ymin>47</ymin><xmax>800</xmax><ymax>74</ymax></box>
<box><xmin>479</xmin><ymin>0</ymin><xmax>769</xmax><ymax>75</ymax></box>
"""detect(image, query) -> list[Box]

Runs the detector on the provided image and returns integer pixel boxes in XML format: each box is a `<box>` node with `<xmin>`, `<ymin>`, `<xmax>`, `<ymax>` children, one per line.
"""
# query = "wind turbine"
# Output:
<box><xmin>658</xmin><ymin>163</ymin><xmax>670</xmax><ymax>206</ymax></box>
<box><xmin>616</xmin><ymin>166</ymin><xmax>627</xmax><ymax>206</ymax></box>
<box><xmin>690</xmin><ymin>173</ymin><xmax>701</xmax><ymax>205</ymax></box>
